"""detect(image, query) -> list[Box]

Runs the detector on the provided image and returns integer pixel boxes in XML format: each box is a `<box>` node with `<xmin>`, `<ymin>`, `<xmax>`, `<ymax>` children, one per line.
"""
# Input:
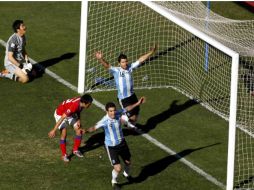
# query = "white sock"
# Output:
<box><xmin>112</xmin><ymin>169</ymin><xmax>118</xmax><ymax>183</ymax></box>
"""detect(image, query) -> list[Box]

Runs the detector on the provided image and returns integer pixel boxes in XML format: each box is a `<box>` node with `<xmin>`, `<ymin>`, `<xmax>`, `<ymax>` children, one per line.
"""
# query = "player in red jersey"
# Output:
<box><xmin>48</xmin><ymin>94</ymin><xmax>93</xmax><ymax>162</ymax></box>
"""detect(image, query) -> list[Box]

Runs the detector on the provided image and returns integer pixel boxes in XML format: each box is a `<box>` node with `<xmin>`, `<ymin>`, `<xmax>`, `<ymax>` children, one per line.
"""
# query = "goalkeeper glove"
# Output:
<box><xmin>21</xmin><ymin>62</ymin><xmax>33</xmax><ymax>75</ymax></box>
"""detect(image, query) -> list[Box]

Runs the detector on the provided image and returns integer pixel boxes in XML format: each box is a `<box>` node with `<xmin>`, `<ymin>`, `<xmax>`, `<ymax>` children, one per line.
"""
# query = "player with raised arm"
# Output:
<box><xmin>0</xmin><ymin>20</ymin><xmax>32</xmax><ymax>83</ymax></box>
<box><xmin>95</xmin><ymin>46</ymin><xmax>156</xmax><ymax>126</ymax></box>
<box><xmin>85</xmin><ymin>96</ymin><xmax>145</xmax><ymax>188</ymax></box>
<box><xmin>48</xmin><ymin>94</ymin><xmax>93</xmax><ymax>162</ymax></box>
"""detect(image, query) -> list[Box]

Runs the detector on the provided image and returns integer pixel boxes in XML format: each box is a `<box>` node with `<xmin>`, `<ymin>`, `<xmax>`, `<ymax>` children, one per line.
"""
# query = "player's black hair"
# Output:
<box><xmin>118</xmin><ymin>53</ymin><xmax>128</xmax><ymax>63</ymax></box>
<box><xmin>105</xmin><ymin>102</ymin><xmax>116</xmax><ymax>111</ymax></box>
<box><xmin>12</xmin><ymin>20</ymin><xmax>24</xmax><ymax>33</ymax></box>
<box><xmin>80</xmin><ymin>94</ymin><xmax>93</xmax><ymax>104</ymax></box>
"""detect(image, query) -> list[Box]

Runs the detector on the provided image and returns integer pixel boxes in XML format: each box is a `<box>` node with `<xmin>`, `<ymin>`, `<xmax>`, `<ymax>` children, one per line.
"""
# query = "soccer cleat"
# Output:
<box><xmin>73</xmin><ymin>150</ymin><xmax>84</xmax><ymax>158</ymax></box>
<box><xmin>61</xmin><ymin>154</ymin><xmax>70</xmax><ymax>162</ymax></box>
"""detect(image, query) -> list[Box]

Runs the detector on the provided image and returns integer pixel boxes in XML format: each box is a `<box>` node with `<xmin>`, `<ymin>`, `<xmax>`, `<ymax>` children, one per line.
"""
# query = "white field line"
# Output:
<box><xmin>0</xmin><ymin>39</ymin><xmax>225</xmax><ymax>189</ymax></box>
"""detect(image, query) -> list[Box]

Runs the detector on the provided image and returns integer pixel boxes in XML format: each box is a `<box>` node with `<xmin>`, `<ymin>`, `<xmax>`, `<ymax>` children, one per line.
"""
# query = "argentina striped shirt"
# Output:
<box><xmin>95</xmin><ymin>109</ymin><xmax>127</xmax><ymax>147</ymax></box>
<box><xmin>109</xmin><ymin>61</ymin><xmax>140</xmax><ymax>100</ymax></box>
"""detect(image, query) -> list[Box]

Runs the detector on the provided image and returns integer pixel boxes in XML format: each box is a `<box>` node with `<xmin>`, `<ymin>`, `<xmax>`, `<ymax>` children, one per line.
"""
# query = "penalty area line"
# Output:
<box><xmin>0</xmin><ymin>38</ymin><xmax>225</xmax><ymax>189</ymax></box>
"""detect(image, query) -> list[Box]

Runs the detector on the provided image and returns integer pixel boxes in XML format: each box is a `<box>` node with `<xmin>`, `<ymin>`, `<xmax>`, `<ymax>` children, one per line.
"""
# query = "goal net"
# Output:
<box><xmin>83</xmin><ymin>2</ymin><xmax>254</xmax><ymax>189</ymax></box>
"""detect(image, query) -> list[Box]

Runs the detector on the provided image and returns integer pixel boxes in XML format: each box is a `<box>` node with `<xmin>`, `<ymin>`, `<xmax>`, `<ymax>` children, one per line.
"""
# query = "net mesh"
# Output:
<box><xmin>85</xmin><ymin>2</ymin><xmax>254</xmax><ymax>189</ymax></box>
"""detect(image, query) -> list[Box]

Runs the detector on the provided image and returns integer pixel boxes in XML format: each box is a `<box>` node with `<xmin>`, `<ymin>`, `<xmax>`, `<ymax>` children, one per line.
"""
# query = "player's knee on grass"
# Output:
<box><xmin>18</xmin><ymin>76</ymin><xmax>29</xmax><ymax>83</ymax></box>
<box><xmin>15</xmin><ymin>69</ymin><xmax>29</xmax><ymax>83</ymax></box>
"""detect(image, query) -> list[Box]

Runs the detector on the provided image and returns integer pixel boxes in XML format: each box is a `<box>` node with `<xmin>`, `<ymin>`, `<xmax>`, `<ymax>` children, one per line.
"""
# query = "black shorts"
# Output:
<box><xmin>119</xmin><ymin>93</ymin><xmax>140</xmax><ymax>117</ymax></box>
<box><xmin>106</xmin><ymin>140</ymin><xmax>131</xmax><ymax>165</ymax></box>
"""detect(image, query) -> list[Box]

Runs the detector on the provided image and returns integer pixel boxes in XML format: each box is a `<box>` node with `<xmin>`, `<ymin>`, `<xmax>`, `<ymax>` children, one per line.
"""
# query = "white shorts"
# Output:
<box><xmin>54</xmin><ymin>110</ymin><xmax>79</xmax><ymax>130</ymax></box>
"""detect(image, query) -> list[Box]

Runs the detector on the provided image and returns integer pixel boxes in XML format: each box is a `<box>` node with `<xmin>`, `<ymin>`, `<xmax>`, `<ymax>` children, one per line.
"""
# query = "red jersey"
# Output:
<box><xmin>56</xmin><ymin>97</ymin><xmax>82</xmax><ymax>117</ymax></box>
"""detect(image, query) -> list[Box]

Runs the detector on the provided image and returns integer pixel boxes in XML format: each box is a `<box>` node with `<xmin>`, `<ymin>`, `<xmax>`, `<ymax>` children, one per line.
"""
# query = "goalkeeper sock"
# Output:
<box><xmin>60</xmin><ymin>139</ymin><xmax>67</xmax><ymax>156</ymax></box>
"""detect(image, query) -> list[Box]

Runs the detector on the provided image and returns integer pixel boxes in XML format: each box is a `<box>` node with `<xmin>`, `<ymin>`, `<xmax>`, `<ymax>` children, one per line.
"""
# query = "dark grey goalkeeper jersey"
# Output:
<box><xmin>4</xmin><ymin>33</ymin><xmax>26</xmax><ymax>66</ymax></box>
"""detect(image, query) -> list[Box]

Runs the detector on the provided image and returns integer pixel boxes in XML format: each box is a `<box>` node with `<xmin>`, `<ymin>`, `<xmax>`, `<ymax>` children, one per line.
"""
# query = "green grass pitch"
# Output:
<box><xmin>0</xmin><ymin>2</ymin><xmax>253</xmax><ymax>190</ymax></box>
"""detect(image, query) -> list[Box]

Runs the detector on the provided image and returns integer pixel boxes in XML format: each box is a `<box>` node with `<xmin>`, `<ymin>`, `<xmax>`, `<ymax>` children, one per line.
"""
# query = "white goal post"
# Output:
<box><xmin>78</xmin><ymin>1</ymin><xmax>254</xmax><ymax>190</ymax></box>
<box><xmin>78</xmin><ymin>0</ymin><xmax>88</xmax><ymax>94</ymax></box>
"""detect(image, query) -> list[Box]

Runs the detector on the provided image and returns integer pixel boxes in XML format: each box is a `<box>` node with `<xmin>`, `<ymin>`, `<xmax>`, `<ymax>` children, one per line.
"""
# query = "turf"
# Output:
<box><xmin>0</xmin><ymin>2</ymin><xmax>253</xmax><ymax>190</ymax></box>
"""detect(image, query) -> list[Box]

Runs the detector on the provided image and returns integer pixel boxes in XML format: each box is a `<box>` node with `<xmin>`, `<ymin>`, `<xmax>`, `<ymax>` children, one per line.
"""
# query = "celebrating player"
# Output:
<box><xmin>85</xmin><ymin>96</ymin><xmax>145</xmax><ymax>187</ymax></box>
<box><xmin>0</xmin><ymin>20</ymin><xmax>32</xmax><ymax>83</ymax></box>
<box><xmin>95</xmin><ymin>45</ymin><xmax>156</xmax><ymax>126</ymax></box>
<box><xmin>48</xmin><ymin>94</ymin><xmax>93</xmax><ymax>162</ymax></box>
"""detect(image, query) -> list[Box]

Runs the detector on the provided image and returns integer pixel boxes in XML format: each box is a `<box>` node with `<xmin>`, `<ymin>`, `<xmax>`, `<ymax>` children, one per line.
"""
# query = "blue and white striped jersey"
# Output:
<box><xmin>95</xmin><ymin>109</ymin><xmax>127</xmax><ymax>147</ymax></box>
<box><xmin>109</xmin><ymin>61</ymin><xmax>140</xmax><ymax>100</ymax></box>
<box><xmin>4</xmin><ymin>33</ymin><xmax>26</xmax><ymax>66</ymax></box>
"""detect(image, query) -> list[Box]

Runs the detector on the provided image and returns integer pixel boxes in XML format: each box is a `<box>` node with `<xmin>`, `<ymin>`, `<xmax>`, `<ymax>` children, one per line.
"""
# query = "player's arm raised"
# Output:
<box><xmin>126</xmin><ymin>96</ymin><xmax>146</xmax><ymax>112</ymax></box>
<box><xmin>48</xmin><ymin>113</ymin><xmax>67</xmax><ymax>138</ymax></box>
<box><xmin>138</xmin><ymin>45</ymin><xmax>157</xmax><ymax>64</ymax></box>
<box><xmin>95</xmin><ymin>51</ymin><xmax>111</xmax><ymax>69</ymax></box>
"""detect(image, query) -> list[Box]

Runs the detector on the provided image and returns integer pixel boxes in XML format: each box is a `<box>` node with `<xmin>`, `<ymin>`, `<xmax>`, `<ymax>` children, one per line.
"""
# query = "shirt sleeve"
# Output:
<box><xmin>94</xmin><ymin>117</ymin><xmax>106</xmax><ymax>130</ymax></box>
<box><xmin>109</xmin><ymin>66</ymin><xmax>118</xmax><ymax>75</ymax></box>
<box><xmin>130</xmin><ymin>61</ymin><xmax>140</xmax><ymax>70</ymax></box>
<box><xmin>7</xmin><ymin>39</ymin><xmax>16</xmax><ymax>52</ymax></box>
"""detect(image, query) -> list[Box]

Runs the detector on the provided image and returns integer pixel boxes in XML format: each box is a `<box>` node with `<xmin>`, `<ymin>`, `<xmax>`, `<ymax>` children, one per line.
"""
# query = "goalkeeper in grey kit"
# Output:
<box><xmin>0</xmin><ymin>20</ymin><xmax>32</xmax><ymax>83</ymax></box>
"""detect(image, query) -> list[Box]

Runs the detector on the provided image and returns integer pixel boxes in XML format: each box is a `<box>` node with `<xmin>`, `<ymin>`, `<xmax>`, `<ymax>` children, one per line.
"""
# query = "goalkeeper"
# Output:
<box><xmin>95</xmin><ymin>45</ymin><xmax>156</xmax><ymax>126</ymax></box>
<box><xmin>0</xmin><ymin>20</ymin><xmax>32</xmax><ymax>83</ymax></box>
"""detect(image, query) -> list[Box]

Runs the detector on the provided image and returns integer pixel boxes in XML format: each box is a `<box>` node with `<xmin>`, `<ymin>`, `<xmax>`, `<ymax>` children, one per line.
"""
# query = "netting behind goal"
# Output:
<box><xmin>85</xmin><ymin>2</ymin><xmax>254</xmax><ymax>189</ymax></box>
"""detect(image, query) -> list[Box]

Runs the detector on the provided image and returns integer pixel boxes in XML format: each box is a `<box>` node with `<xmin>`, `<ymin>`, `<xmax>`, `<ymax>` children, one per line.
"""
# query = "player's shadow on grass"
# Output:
<box><xmin>135</xmin><ymin>99</ymin><xmax>198</xmax><ymax>133</ymax></box>
<box><xmin>119</xmin><ymin>143</ymin><xmax>220</xmax><ymax>187</ymax></box>
<box><xmin>78</xmin><ymin>132</ymin><xmax>105</xmax><ymax>154</ymax></box>
<box><xmin>28</xmin><ymin>52</ymin><xmax>76</xmax><ymax>81</ymax></box>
